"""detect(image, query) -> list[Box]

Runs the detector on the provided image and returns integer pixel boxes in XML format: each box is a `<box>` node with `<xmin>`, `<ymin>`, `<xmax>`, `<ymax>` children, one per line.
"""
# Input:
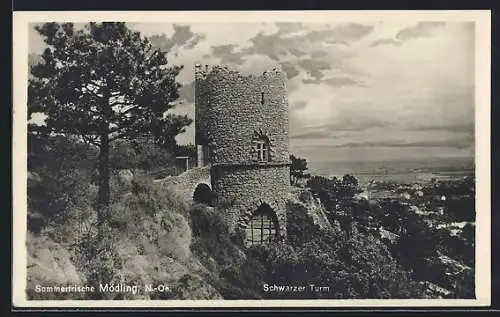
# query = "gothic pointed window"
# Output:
<box><xmin>245</xmin><ymin>203</ymin><xmax>278</xmax><ymax>247</ymax></box>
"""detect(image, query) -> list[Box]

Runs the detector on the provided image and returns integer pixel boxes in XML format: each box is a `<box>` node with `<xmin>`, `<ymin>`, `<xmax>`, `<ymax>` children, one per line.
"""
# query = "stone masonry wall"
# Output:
<box><xmin>195</xmin><ymin>65</ymin><xmax>290</xmax><ymax>165</ymax></box>
<box><xmin>211</xmin><ymin>165</ymin><xmax>290</xmax><ymax>236</ymax></box>
<box><xmin>156</xmin><ymin>166</ymin><xmax>212</xmax><ymax>205</ymax></box>
<box><xmin>194</xmin><ymin>65</ymin><xmax>291</xmax><ymax>237</ymax></box>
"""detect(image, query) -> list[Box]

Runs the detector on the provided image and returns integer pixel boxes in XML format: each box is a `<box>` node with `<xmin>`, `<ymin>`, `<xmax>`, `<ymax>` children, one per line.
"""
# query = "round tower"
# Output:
<box><xmin>194</xmin><ymin>64</ymin><xmax>291</xmax><ymax>246</ymax></box>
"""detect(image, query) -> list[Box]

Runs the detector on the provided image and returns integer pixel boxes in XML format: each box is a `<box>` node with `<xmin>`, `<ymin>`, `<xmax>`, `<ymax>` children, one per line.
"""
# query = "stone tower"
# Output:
<box><xmin>194</xmin><ymin>64</ymin><xmax>291</xmax><ymax>245</ymax></box>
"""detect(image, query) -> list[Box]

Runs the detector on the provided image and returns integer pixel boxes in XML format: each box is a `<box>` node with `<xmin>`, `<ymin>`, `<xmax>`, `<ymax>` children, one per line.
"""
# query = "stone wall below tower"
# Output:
<box><xmin>210</xmin><ymin>164</ymin><xmax>290</xmax><ymax>236</ymax></box>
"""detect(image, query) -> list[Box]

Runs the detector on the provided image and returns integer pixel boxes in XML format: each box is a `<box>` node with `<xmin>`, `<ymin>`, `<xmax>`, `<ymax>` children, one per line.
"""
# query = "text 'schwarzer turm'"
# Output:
<box><xmin>194</xmin><ymin>64</ymin><xmax>291</xmax><ymax>247</ymax></box>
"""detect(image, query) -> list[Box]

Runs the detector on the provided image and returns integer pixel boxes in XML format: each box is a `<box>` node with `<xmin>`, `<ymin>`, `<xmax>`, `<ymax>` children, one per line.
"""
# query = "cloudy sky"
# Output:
<box><xmin>28</xmin><ymin>20</ymin><xmax>475</xmax><ymax>166</ymax></box>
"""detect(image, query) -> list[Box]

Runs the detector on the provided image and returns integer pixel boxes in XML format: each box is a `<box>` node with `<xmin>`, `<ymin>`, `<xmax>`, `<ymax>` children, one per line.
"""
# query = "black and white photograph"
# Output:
<box><xmin>12</xmin><ymin>11</ymin><xmax>491</xmax><ymax>307</ymax></box>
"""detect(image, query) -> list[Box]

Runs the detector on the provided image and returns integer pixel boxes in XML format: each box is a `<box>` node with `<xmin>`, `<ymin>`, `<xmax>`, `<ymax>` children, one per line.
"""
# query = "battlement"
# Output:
<box><xmin>194</xmin><ymin>63</ymin><xmax>287</xmax><ymax>82</ymax></box>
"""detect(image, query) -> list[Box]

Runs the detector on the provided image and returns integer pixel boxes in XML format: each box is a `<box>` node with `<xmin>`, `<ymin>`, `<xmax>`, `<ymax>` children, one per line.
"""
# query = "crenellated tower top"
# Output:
<box><xmin>194</xmin><ymin>63</ymin><xmax>287</xmax><ymax>82</ymax></box>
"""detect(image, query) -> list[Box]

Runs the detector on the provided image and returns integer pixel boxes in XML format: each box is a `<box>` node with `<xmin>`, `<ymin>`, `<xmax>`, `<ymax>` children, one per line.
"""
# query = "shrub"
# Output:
<box><xmin>109</xmin><ymin>138</ymin><xmax>175</xmax><ymax>172</ymax></box>
<box><xmin>27</xmin><ymin>134</ymin><xmax>97</xmax><ymax>233</ymax></box>
<box><xmin>189</xmin><ymin>204</ymin><xmax>242</xmax><ymax>269</ymax></box>
<box><xmin>453</xmin><ymin>269</ymin><xmax>475</xmax><ymax>299</ymax></box>
<box><xmin>218</xmin><ymin>255</ymin><xmax>267</xmax><ymax>299</ymax></box>
<box><xmin>72</xmin><ymin>227</ymin><xmax>123</xmax><ymax>299</ymax></box>
<box><xmin>286</xmin><ymin>201</ymin><xmax>321</xmax><ymax>246</ymax></box>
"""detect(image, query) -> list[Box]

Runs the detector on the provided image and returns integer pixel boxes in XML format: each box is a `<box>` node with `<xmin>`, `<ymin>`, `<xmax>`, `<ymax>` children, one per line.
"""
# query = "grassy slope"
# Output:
<box><xmin>27</xmin><ymin>172</ymin><xmax>229</xmax><ymax>300</ymax></box>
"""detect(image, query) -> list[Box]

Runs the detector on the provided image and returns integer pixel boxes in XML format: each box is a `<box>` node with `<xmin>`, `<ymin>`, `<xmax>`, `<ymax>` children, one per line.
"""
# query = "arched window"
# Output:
<box><xmin>245</xmin><ymin>203</ymin><xmax>278</xmax><ymax>247</ymax></box>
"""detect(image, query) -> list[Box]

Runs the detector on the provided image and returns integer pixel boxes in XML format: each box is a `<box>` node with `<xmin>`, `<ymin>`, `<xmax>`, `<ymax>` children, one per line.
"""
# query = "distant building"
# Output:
<box><xmin>412</xmin><ymin>183</ymin><xmax>423</xmax><ymax>191</ymax></box>
<box><xmin>420</xmin><ymin>281</ymin><xmax>452</xmax><ymax>298</ymax></box>
<box><xmin>409</xmin><ymin>205</ymin><xmax>420</xmax><ymax>213</ymax></box>
<box><xmin>174</xmin><ymin>156</ymin><xmax>196</xmax><ymax>175</ymax></box>
<box><xmin>355</xmin><ymin>191</ymin><xmax>370</xmax><ymax>201</ymax></box>
<box><xmin>437</xmin><ymin>206</ymin><xmax>445</xmax><ymax>216</ymax></box>
<box><xmin>400</xmin><ymin>192</ymin><xmax>411</xmax><ymax>200</ymax></box>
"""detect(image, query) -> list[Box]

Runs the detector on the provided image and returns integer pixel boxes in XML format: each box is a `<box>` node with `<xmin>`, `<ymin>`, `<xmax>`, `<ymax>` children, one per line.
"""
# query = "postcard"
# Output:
<box><xmin>12</xmin><ymin>10</ymin><xmax>491</xmax><ymax>308</ymax></box>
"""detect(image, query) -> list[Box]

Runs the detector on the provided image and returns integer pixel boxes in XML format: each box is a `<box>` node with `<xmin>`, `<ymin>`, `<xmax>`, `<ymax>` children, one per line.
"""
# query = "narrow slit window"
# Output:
<box><xmin>261</xmin><ymin>92</ymin><xmax>264</xmax><ymax>105</ymax></box>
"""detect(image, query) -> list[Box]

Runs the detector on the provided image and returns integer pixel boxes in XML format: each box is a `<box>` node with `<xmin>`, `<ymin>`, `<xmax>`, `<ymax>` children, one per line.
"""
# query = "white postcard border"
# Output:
<box><xmin>12</xmin><ymin>10</ymin><xmax>492</xmax><ymax>308</ymax></box>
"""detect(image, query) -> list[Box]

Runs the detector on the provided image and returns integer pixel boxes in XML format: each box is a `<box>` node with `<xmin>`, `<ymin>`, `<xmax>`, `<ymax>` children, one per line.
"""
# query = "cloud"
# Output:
<box><xmin>178</xmin><ymin>81</ymin><xmax>195</xmax><ymax>104</ymax></box>
<box><xmin>210</xmin><ymin>44</ymin><xmax>246</xmax><ymax>65</ymax></box>
<box><xmin>280</xmin><ymin>61</ymin><xmax>300</xmax><ymax>79</ymax></box>
<box><xmin>311</xmin><ymin>23</ymin><xmax>374</xmax><ymax>42</ymax></box>
<box><xmin>170</xmin><ymin>24</ymin><xmax>206</xmax><ymax>49</ymax></box>
<box><xmin>370</xmin><ymin>38</ymin><xmax>402</xmax><ymax>47</ymax></box>
<box><xmin>324</xmin><ymin>77</ymin><xmax>363</xmax><ymax>87</ymax></box>
<box><xmin>291</xmin><ymin>100</ymin><xmax>308</xmax><ymax>111</ymax></box>
<box><xmin>291</xmin><ymin>127</ymin><xmax>354</xmax><ymax>140</ymax></box>
<box><xmin>149</xmin><ymin>34</ymin><xmax>174</xmax><ymax>51</ymax></box>
<box><xmin>319</xmin><ymin>116</ymin><xmax>391</xmax><ymax>132</ymax></box>
<box><xmin>291</xmin><ymin>115</ymin><xmax>391</xmax><ymax>141</ymax></box>
<box><xmin>334</xmin><ymin>137</ymin><xmax>473</xmax><ymax>149</ymax></box>
<box><xmin>184</xmin><ymin>35</ymin><xmax>205</xmax><ymax>49</ymax></box>
<box><xmin>242</xmin><ymin>22</ymin><xmax>373</xmax><ymax>62</ymax></box>
<box><xmin>408</xmin><ymin>123</ymin><xmax>474</xmax><ymax>134</ymax></box>
<box><xmin>212</xmin><ymin>44</ymin><xmax>236</xmax><ymax>55</ymax></box>
<box><xmin>291</xmin><ymin>130</ymin><xmax>332</xmax><ymax>139</ymax></box>
<box><xmin>275</xmin><ymin>22</ymin><xmax>303</xmax><ymax>34</ymax></box>
<box><xmin>370</xmin><ymin>22</ymin><xmax>447</xmax><ymax>48</ymax></box>
<box><xmin>288</xmin><ymin>48</ymin><xmax>308</xmax><ymax>57</ymax></box>
<box><xmin>302</xmin><ymin>76</ymin><xmax>362</xmax><ymax>87</ymax></box>
<box><xmin>242</xmin><ymin>31</ymin><xmax>290</xmax><ymax>61</ymax></box>
<box><xmin>28</xmin><ymin>21</ymin><xmax>474</xmax><ymax>155</ymax></box>
<box><xmin>339</xmin><ymin>23</ymin><xmax>375</xmax><ymax>40</ymax></box>
<box><xmin>310</xmin><ymin>50</ymin><xmax>329</xmax><ymax>58</ymax></box>
<box><xmin>324</xmin><ymin>40</ymin><xmax>349</xmax><ymax>46</ymax></box>
<box><xmin>149</xmin><ymin>24</ymin><xmax>206</xmax><ymax>52</ymax></box>
<box><xmin>396</xmin><ymin>22</ymin><xmax>446</xmax><ymax>41</ymax></box>
<box><xmin>297</xmin><ymin>59</ymin><xmax>331</xmax><ymax>80</ymax></box>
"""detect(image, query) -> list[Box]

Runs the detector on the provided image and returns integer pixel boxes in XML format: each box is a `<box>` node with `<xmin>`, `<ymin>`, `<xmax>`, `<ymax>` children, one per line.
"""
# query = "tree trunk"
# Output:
<box><xmin>97</xmin><ymin>87</ymin><xmax>111</xmax><ymax>237</ymax></box>
<box><xmin>97</xmin><ymin>128</ymin><xmax>110</xmax><ymax>235</ymax></box>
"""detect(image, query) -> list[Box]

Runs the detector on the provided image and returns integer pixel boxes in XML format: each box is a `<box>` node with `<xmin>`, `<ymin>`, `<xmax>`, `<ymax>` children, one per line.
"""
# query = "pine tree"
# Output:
<box><xmin>28</xmin><ymin>22</ymin><xmax>192</xmax><ymax>233</ymax></box>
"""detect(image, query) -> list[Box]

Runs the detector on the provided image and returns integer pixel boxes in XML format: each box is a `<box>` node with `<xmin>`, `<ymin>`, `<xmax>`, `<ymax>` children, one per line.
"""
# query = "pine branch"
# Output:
<box><xmin>110</xmin><ymin>101</ymin><xmax>136</xmax><ymax>107</ymax></box>
<box><xmin>80</xmin><ymin>131</ymin><xmax>101</xmax><ymax>146</ymax></box>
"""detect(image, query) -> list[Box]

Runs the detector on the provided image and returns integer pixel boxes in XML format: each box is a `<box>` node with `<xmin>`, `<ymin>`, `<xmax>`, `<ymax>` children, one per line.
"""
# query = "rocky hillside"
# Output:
<box><xmin>27</xmin><ymin>167</ymin><xmax>333</xmax><ymax>300</ymax></box>
<box><xmin>289</xmin><ymin>187</ymin><xmax>332</xmax><ymax>231</ymax></box>
<box><xmin>27</xmin><ymin>169</ymin><xmax>222</xmax><ymax>300</ymax></box>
